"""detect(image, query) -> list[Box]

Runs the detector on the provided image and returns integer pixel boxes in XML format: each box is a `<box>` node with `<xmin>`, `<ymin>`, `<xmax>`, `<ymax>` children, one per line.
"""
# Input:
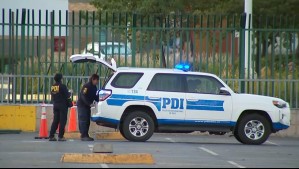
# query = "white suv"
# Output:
<box><xmin>70</xmin><ymin>54</ymin><xmax>291</xmax><ymax>145</ymax></box>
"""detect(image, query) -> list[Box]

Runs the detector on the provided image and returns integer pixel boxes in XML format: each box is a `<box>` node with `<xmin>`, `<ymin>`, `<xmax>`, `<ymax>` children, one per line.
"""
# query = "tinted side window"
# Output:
<box><xmin>186</xmin><ymin>75</ymin><xmax>224</xmax><ymax>94</ymax></box>
<box><xmin>111</xmin><ymin>73</ymin><xmax>143</xmax><ymax>88</ymax></box>
<box><xmin>147</xmin><ymin>74</ymin><xmax>184</xmax><ymax>92</ymax></box>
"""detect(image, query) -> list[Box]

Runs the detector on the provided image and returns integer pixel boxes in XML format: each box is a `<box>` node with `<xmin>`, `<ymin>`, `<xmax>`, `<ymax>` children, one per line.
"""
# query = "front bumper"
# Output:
<box><xmin>272</xmin><ymin>107</ymin><xmax>291</xmax><ymax>131</ymax></box>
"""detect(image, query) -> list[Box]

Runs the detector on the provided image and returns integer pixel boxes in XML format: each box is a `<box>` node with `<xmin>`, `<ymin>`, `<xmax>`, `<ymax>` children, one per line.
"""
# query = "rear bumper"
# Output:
<box><xmin>91</xmin><ymin>116</ymin><xmax>119</xmax><ymax>129</ymax></box>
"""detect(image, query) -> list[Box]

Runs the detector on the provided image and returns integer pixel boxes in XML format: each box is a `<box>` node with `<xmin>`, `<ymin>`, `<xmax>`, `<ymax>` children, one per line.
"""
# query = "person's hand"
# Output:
<box><xmin>90</xmin><ymin>101</ymin><xmax>97</xmax><ymax>107</ymax></box>
<box><xmin>68</xmin><ymin>89</ymin><xmax>73</xmax><ymax>93</ymax></box>
<box><xmin>96</xmin><ymin>90</ymin><xmax>101</xmax><ymax>96</ymax></box>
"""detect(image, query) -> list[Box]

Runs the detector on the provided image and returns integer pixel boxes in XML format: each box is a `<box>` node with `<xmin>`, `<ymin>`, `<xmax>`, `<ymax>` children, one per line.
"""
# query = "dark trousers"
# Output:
<box><xmin>49</xmin><ymin>105</ymin><xmax>68</xmax><ymax>138</ymax></box>
<box><xmin>78</xmin><ymin>106</ymin><xmax>91</xmax><ymax>138</ymax></box>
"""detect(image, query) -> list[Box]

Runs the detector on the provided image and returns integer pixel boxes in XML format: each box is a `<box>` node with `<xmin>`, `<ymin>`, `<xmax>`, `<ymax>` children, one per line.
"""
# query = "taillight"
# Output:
<box><xmin>98</xmin><ymin>89</ymin><xmax>112</xmax><ymax>101</ymax></box>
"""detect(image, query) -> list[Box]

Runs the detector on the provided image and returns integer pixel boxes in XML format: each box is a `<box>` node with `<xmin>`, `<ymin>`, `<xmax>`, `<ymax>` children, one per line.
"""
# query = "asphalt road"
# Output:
<box><xmin>0</xmin><ymin>133</ymin><xmax>298</xmax><ymax>168</ymax></box>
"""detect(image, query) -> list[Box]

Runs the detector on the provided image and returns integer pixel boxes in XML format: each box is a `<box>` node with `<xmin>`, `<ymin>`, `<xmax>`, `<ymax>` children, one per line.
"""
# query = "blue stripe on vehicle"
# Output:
<box><xmin>107</xmin><ymin>94</ymin><xmax>145</xmax><ymax>106</ymax></box>
<box><xmin>146</xmin><ymin>101</ymin><xmax>161</xmax><ymax>111</ymax></box>
<box><xmin>186</xmin><ymin>99</ymin><xmax>224</xmax><ymax>111</ymax></box>
<box><xmin>186</xmin><ymin>105</ymin><xmax>224</xmax><ymax>111</ymax></box>
<box><xmin>107</xmin><ymin>99</ymin><xmax>135</xmax><ymax>106</ymax></box>
<box><xmin>186</xmin><ymin>100</ymin><xmax>224</xmax><ymax>107</ymax></box>
<box><xmin>107</xmin><ymin>95</ymin><xmax>162</xmax><ymax>111</ymax></box>
<box><xmin>158</xmin><ymin>119</ymin><xmax>236</xmax><ymax>126</ymax></box>
<box><xmin>110</xmin><ymin>94</ymin><xmax>144</xmax><ymax>100</ymax></box>
<box><xmin>145</xmin><ymin>96</ymin><xmax>162</xmax><ymax>111</ymax></box>
<box><xmin>107</xmin><ymin>94</ymin><xmax>225</xmax><ymax>112</ymax></box>
<box><xmin>91</xmin><ymin>116</ymin><xmax>119</xmax><ymax>125</ymax></box>
<box><xmin>272</xmin><ymin>123</ymin><xmax>289</xmax><ymax>130</ymax></box>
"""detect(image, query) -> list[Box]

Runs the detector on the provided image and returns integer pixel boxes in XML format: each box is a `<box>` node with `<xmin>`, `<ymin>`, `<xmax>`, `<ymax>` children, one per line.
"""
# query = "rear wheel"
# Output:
<box><xmin>236</xmin><ymin>114</ymin><xmax>271</xmax><ymax>145</ymax></box>
<box><xmin>122</xmin><ymin>111</ymin><xmax>155</xmax><ymax>142</ymax></box>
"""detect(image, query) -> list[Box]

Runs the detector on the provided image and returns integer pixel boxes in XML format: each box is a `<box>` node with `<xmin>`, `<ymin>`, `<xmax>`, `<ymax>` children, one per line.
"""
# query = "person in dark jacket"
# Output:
<box><xmin>49</xmin><ymin>73</ymin><xmax>71</xmax><ymax>141</ymax></box>
<box><xmin>77</xmin><ymin>74</ymin><xmax>100</xmax><ymax>141</ymax></box>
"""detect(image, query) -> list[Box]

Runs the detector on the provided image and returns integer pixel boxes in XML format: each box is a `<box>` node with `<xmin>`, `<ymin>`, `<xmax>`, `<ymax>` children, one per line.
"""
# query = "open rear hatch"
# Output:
<box><xmin>70</xmin><ymin>54</ymin><xmax>117</xmax><ymax>72</ymax></box>
<box><xmin>70</xmin><ymin>54</ymin><xmax>117</xmax><ymax>88</ymax></box>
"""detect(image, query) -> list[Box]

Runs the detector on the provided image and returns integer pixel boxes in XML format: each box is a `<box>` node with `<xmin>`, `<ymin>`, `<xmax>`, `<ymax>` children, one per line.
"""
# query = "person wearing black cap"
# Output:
<box><xmin>49</xmin><ymin>73</ymin><xmax>72</xmax><ymax>141</ymax></box>
<box><xmin>77</xmin><ymin>74</ymin><xmax>100</xmax><ymax>141</ymax></box>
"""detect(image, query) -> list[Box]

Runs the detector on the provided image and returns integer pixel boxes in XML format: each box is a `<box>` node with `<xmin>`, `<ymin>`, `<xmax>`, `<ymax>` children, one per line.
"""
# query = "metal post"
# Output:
<box><xmin>20</xmin><ymin>9</ymin><xmax>26</xmax><ymax>103</ymax></box>
<box><xmin>131</xmin><ymin>13</ymin><xmax>137</xmax><ymax>67</ymax></box>
<box><xmin>240</xmin><ymin>13</ymin><xmax>246</xmax><ymax>93</ymax></box>
<box><xmin>244</xmin><ymin>0</ymin><xmax>253</xmax><ymax>78</ymax></box>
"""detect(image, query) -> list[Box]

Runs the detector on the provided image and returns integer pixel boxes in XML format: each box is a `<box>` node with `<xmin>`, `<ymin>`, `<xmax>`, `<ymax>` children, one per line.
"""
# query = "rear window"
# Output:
<box><xmin>147</xmin><ymin>73</ymin><xmax>184</xmax><ymax>92</ymax></box>
<box><xmin>111</xmin><ymin>73</ymin><xmax>143</xmax><ymax>88</ymax></box>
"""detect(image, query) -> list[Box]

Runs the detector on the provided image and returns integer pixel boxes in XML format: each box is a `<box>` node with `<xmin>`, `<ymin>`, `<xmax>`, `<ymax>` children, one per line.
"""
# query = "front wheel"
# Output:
<box><xmin>236</xmin><ymin>114</ymin><xmax>271</xmax><ymax>145</ymax></box>
<box><xmin>122</xmin><ymin>111</ymin><xmax>155</xmax><ymax>142</ymax></box>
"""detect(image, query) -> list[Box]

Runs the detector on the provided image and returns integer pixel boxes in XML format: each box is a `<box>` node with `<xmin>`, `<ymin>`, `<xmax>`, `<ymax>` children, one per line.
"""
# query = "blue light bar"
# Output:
<box><xmin>175</xmin><ymin>64</ymin><xmax>190</xmax><ymax>72</ymax></box>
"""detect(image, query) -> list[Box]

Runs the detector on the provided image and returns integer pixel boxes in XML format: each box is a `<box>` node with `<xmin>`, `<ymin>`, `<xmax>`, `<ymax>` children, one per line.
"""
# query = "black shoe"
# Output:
<box><xmin>49</xmin><ymin>137</ymin><xmax>57</xmax><ymax>141</ymax></box>
<box><xmin>81</xmin><ymin>137</ymin><xmax>94</xmax><ymax>141</ymax></box>
<box><xmin>58</xmin><ymin>137</ymin><xmax>67</xmax><ymax>141</ymax></box>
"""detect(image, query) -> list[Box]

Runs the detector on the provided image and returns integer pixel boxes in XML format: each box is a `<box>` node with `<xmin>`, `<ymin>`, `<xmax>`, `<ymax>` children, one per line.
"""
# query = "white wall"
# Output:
<box><xmin>0</xmin><ymin>0</ymin><xmax>68</xmax><ymax>36</ymax></box>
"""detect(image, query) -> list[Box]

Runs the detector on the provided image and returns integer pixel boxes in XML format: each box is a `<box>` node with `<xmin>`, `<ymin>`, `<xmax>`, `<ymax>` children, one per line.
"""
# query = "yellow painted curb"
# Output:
<box><xmin>95</xmin><ymin>132</ymin><xmax>125</xmax><ymax>140</ymax></box>
<box><xmin>61</xmin><ymin>153</ymin><xmax>154</xmax><ymax>164</ymax></box>
<box><xmin>64</xmin><ymin>132</ymin><xmax>81</xmax><ymax>139</ymax></box>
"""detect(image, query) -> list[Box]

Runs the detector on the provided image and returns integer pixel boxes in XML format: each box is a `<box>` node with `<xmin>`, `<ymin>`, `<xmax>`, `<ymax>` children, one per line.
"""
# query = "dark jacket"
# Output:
<box><xmin>77</xmin><ymin>81</ymin><xmax>99</xmax><ymax>108</ymax></box>
<box><xmin>51</xmin><ymin>82</ymin><xmax>71</xmax><ymax>107</ymax></box>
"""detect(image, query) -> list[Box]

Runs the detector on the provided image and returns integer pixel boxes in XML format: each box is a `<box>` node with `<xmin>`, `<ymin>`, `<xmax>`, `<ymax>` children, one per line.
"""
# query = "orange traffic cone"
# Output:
<box><xmin>67</xmin><ymin>102</ymin><xmax>77</xmax><ymax>132</ymax></box>
<box><xmin>35</xmin><ymin>103</ymin><xmax>49</xmax><ymax>139</ymax></box>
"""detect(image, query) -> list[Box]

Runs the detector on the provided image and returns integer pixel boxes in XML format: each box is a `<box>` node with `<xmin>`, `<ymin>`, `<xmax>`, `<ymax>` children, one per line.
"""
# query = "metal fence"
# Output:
<box><xmin>1</xmin><ymin>75</ymin><xmax>298</xmax><ymax>109</ymax></box>
<box><xmin>0</xmin><ymin>9</ymin><xmax>299</xmax><ymax>108</ymax></box>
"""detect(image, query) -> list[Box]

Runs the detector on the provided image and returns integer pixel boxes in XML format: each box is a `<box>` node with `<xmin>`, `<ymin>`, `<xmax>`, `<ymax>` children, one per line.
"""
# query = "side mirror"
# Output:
<box><xmin>219</xmin><ymin>87</ymin><xmax>231</xmax><ymax>96</ymax></box>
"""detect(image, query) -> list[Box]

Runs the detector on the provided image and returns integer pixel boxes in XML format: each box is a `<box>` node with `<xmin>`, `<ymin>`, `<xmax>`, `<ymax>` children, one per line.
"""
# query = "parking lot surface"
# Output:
<box><xmin>0</xmin><ymin>133</ymin><xmax>298</xmax><ymax>168</ymax></box>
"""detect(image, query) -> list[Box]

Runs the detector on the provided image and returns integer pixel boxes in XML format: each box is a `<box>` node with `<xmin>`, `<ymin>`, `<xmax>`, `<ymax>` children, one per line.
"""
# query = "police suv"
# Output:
<box><xmin>71</xmin><ymin>54</ymin><xmax>290</xmax><ymax>145</ymax></box>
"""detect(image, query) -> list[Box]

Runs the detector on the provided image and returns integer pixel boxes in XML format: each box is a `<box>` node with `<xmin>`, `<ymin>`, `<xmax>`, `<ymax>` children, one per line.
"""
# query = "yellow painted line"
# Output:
<box><xmin>95</xmin><ymin>132</ymin><xmax>125</xmax><ymax>140</ymax></box>
<box><xmin>0</xmin><ymin>105</ymin><xmax>36</xmax><ymax>131</ymax></box>
<box><xmin>61</xmin><ymin>153</ymin><xmax>154</xmax><ymax>164</ymax></box>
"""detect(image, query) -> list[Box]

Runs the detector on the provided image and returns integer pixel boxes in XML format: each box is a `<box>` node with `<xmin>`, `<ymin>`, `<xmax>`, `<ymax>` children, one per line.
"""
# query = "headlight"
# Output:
<box><xmin>273</xmin><ymin>100</ymin><xmax>287</xmax><ymax>108</ymax></box>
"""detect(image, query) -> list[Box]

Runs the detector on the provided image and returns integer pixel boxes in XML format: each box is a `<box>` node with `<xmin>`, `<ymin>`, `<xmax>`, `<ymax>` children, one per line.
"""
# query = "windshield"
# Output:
<box><xmin>100</xmin><ymin>45</ymin><xmax>132</xmax><ymax>55</ymax></box>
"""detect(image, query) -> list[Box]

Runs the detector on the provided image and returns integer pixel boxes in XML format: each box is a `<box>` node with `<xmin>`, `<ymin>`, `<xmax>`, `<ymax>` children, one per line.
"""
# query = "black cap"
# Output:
<box><xmin>54</xmin><ymin>73</ymin><xmax>63</xmax><ymax>82</ymax></box>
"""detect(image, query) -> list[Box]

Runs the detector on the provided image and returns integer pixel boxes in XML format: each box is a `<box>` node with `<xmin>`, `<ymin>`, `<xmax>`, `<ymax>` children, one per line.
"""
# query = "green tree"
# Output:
<box><xmin>209</xmin><ymin>0</ymin><xmax>299</xmax><ymax>57</ymax></box>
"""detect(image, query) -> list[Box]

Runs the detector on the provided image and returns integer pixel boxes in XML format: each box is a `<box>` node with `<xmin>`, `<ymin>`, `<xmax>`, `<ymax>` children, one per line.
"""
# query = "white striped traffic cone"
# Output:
<box><xmin>35</xmin><ymin>103</ymin><xmax>49</xmax><ymax>139</ymax></box>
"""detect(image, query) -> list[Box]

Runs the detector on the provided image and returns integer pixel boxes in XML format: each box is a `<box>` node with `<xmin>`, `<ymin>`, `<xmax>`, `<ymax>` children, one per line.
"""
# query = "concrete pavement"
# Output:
<box><xmin>0</xmin><ymin>133</ymin><xmax>298</xmax><ymax>168</ymax></box>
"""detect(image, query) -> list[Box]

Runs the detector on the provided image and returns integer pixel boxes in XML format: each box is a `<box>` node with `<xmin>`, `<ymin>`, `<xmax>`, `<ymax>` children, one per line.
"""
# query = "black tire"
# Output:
<box><xmin>234</xmin><ymin>131</ymin><xmax>244</xmax><ymax>144</ymax></box>
<box><xmin>119</xmin><ymin>127</ymin><xmax>129</xmax><ymax>140</ymax></box>
<box><xmin>122</xmin><ymin>110</ymin><xmax>155</xmax><ymax>142</ymax></box>
<box><xmin>236</xmin><ymin>114</ymin><xmax>271</xmax><ymax>145</ymax></box>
